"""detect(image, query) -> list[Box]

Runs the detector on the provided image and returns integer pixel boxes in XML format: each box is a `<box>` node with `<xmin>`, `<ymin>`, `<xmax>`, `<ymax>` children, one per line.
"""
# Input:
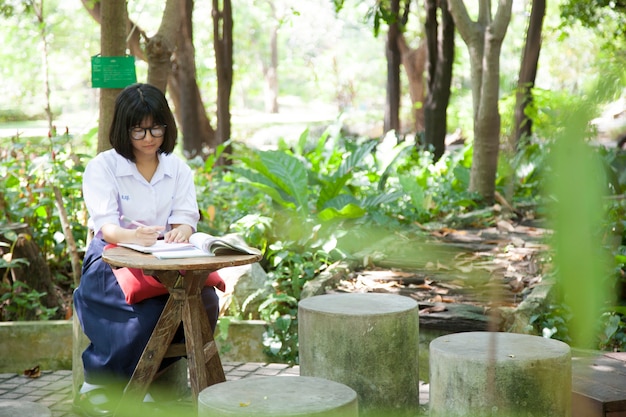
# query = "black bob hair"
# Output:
<box><xmin>109</xmin><ymin>83</ymin><xmax>177</xmax><ymax>161</ymax></box>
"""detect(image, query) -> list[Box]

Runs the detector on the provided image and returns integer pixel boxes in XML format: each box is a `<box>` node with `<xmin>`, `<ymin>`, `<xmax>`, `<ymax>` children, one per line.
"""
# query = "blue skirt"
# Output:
<box><xmin>74</xmin><ymin>238</ymin><xmax>219</xmax><ymax>385</ymax></box>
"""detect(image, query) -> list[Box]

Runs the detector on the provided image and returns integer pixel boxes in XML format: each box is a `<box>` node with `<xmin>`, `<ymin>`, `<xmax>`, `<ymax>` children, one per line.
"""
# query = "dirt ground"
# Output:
<box><xmin>327</xmin><ymin>216</ymin><xmax>552</xmax><ymax>315</ymax></box>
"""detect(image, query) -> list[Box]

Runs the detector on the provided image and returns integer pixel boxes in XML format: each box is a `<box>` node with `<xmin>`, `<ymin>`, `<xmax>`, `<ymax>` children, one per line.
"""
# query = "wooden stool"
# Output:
<box><xmin>101</xmin><ymin>247</ymin><xmax>261</xmax><ymax>410</ymax></box>
<box><xmin>299</xmin><ymin>293</ymin><xmax>420</xmax><ymax>417</ymax></box>
<box><xmin>198</xmin><ymin>376</ymin><xmax>358</xmax><ymax>417</ymax></box>
<box><xmin>429</xmin><ymin>331</ymin><xmax>571</xmax><ymax>417</ymax></box>
<box><xmin>572</xmin><ymin>351</ymin><xmax>626</xmax><ymax>417</ymax></box>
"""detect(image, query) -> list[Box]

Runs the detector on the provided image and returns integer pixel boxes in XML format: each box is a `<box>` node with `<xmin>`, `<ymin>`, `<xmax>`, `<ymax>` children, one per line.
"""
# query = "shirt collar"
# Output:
<box><xmin>113</xmin><ymin>151</ymin><xmax>174</xmax><ymax>182</ymax></box>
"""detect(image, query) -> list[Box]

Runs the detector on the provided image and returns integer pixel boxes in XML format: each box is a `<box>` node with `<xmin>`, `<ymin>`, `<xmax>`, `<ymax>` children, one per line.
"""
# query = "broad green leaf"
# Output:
<box><xmin>378</xmin><ymin>142</ymin><xmax>413</xmax><ymax>190</ymax></box>
<box><xmin>257</xmin><ymin>151</ymin><xmax>309</xmax><ymax>213</ymax></box>
<box><xmin>399</xmin><ymin>175</ymin><xmax>425</xmax><ymax>211</ymax></box>
<box><xmin>318</xmin><ymin>204</ymin><xmax>366</xmax><ymax>221</ymax></box>
<box><xmin>362</xmin><ymin>191</ymin><xmax>404</xmax><ymax>208</ymax></box>
<box><xmin>294</xmin><ymin>128</ymin><xmax>309</xmax><ymax>156</ymax></box>
<box><xmin>317</xmin><ymin>173</ymin><xmax>351</xmax><ymax>210</ymax></box>
<box><xmin>336</xmin><ymin>140</ymin><xmax>377</xmax><ymax>178</ymax></box>
<box><xmin>318</xmin><ymin>195</ymin><xmax>366</xmax><ymax>221</ymax></box>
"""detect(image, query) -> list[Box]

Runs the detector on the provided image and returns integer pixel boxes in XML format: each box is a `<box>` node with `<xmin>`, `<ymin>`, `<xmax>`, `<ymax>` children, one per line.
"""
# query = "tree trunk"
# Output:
<box><xmin>33</xmin><ymin>1</ymin><xmax>54</xmax><ymax>133</ymax></box>
<box><xmin>264</xmin><ymin>24</ymin><xmax>279</xmax><ymax>114</ymax></box>
<box><xmin>97</xmin><ymin>0</ymin><xmax>127</xmax><ymax>153</ymax></box>
<box><xmin>448</xmin><ymin>0</ymin><xmax>513</xmax><ymax>202</ymax></box>
<box><xmin>397</xmin><ymin>34</ymin><xmax>426</xmax><ymax>134</ymax></box>
<box><xmin>82</xmin><ymin>0</ymin><xmax>218</xmax><ymax>160</ymax></box>
<box><xmin>146</xmin><ymin>0</ymin><xmax>180</xmax><ymax>92</ymax></box>
<box><xmin>513</xmin><ymin>0</ymin><xmax>545</xmax><ymax>149</ymax></box>
<box><xmin>169</xmin><ymin>0</ymin><xmax>216</xmax><ymax>159</ymax></box>
<box><xmin>384</xmin><ymin>0</ymin><xmax>402</xmax><ymax>134</ymax></box>
<box><xmin>213</xmin><ymin>0</ymin><xmax>234</xmax><ymax>163</ymax></box>
<box><xmin>423</xmin><ymin>0</ymin><xmax>455</xmax><ymax>161</ymax></box>
<box><xmin>81</xmin><ymin>1</ymin><xmax>147</xmax><ymax>62</ymax></box>
<box><xmin>472</xmin><ymin>38</ymin><xmax>504</xmax><ymax>200</ymax></box>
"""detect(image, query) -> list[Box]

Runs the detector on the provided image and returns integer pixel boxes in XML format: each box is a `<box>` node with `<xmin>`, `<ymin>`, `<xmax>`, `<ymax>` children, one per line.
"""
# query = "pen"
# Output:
<box><xmin>120</xmin><ymin>215</ymin><xmax>162</xmax><ymax>234</ymax></box>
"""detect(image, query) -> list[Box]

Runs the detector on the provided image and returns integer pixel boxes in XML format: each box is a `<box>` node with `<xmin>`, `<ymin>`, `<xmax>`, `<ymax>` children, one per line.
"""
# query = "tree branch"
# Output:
<box><xmin>53</xmin><ymin>186</ymin><xmax>81</xmax><ymax>287</ymax></box>
<box><xmin>447</xmin><ymin>0</ymin><xmax>474</xmax><ymax>44</ymax></box>
<box><xmin>492</xmin><ymin>0</ymin><xmax>513</xmax><ymax>40</ymax></box>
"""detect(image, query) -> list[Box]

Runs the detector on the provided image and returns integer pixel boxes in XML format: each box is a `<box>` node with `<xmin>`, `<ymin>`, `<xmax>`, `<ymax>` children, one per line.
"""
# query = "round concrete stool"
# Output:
<box><xmin>429</xmin><ymin>331</ymin><xmax>571</xmax><ymax>417</ymax></box>
<box><xmin>0</xmin><ymin>400</ymin><xmax>51</xmax><ymax>417</ymax></box>
<box><xmin>197</xmin><ymin>375</ymin><xmax>358</xmax><ymax>417</ymax></box>
<box><xmin>299</xmin><ymin>293</ymin><xmax>420</xmax><ymax>416</ymax></box>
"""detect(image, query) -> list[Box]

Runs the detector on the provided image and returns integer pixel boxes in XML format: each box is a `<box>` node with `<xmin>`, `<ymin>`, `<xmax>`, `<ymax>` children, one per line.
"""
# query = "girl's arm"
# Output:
<box><xmin>101</xmin><ymin>223</ymin><xmax>165</xmax><ymax>246</ymax></box>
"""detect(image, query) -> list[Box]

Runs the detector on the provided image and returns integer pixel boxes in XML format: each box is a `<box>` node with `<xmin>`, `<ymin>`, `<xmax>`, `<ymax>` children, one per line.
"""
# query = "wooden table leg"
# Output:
<box><xmin>115</xmin><ymin>271</ymin><xmax>184</xmax><ymax>415</ymax></box>
<box><xmin>115</xmin><ymin>269</ymin><xmax>225</xmax><ymax>415</ymax></box>
<box><xmin>182</xmin><ymin>270</ymin><xmax>226</xmax><ymax>398</ymax></box>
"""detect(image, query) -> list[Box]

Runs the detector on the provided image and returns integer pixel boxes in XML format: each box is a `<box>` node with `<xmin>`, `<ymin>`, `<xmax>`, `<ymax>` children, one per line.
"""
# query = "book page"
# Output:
<box><xmin>190</xmin><ymin>232</ymin><xmax>261</xmax><ymax>255</ymax></box>
<box><xmin>118</xmin><ymin>240</ymin><xmax>194</xmax><ymax>253</ymax></box>
<box><xmin>152</xmin><ymin>248</ymin><xmax>212</xmax><ymax>259</ymax></box>
<box><xmin>189</xmin><ymin>232</ymin><xmax>216</xmax><ymax>252</ymax></box>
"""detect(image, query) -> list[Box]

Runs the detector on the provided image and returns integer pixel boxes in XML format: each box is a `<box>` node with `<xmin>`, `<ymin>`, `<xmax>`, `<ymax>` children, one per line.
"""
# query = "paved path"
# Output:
<box><xmin>0</xmin><ymin>362</ymin><xmax>300</xmax><ymax>417</ymax></box>
<box><xmin>0</xmin><ymin>362</ymin><xmax>430</xmax><ymax>416</ymax></box>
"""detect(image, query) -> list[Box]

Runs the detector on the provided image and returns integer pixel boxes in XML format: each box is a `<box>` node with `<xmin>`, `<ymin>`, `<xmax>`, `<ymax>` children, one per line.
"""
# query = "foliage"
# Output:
<box><xmin>598</xmin><ymin>311</ymin><xmax>626</xmax><ymax>351</ymax></box>
<box><xmin>0</xmin><ymin>131</ymin><xmax>89</xmax><ymax>298</ymax></box>
<box><xmin>529</xmin><ymin>300</ymin><xmax>572</xmax><ymax>344</ymax></box>
<box><xmin>530</xmin><ymin>293</ymin><xmax>626</xmax><ymax>352</ymax></box>
<box><xmin>560</xmin><ymin>0</ymin><xmax>626</xmax><ymax>39</ymax></box>
<box><xmin>522</xmin><ymin>133</ymin><xmax>626</xmax><ymax>351</ymax></box>
<box><xmin>2</xmin><ymin>109</ymin><xmax>626</xmax><ymax>357</ymax></box>
<box><xmin>212</xmin><ymin>125</ymin><xmax>516</xmax><ymax>361</ymax></box>
<box><xmin>0</xmin><ymin>232</ymin><xmax>29</xmax><ymax>311</ymax></box>
<box><xmin>0</xmin><ymin>280</ymin><xmax>57</xmax><ymax>321</ymax></box>
<box><xmin>3</xmin><ymin>132</ymin><xmax>88</xmax><ymax>252</ymax></box>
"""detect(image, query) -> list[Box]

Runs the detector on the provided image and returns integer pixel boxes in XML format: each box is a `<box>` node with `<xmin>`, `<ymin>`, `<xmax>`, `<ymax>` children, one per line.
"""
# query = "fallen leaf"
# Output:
<box><xmin>496</xmin><ymin>220</ymin><xmax>516</xmax><ymax>233</ymax></box>
<box><xmin>429</xmin><ymin>295</ymin><xmax>443</xmax><ymax>303</ymax></box>
<box><xmin>23</xmin><ymin>365</ymin><xmax>41</xmax><ymax>378</ymax></box>
<box><xmin>419</xmin><ymin>304</ymin><xmax>447</xmax><ymax>315</ymax></box>
<box><xmin>415</xmin><ymin>284</ymin><xmax>434</xmax><ymax>290</ymax></box>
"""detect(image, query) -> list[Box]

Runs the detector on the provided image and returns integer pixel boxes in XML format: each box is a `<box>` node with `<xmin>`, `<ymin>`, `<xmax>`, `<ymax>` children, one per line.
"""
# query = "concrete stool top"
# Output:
<box><xmin>198</xmin><ymin>375</ymin><xmax>358</xmax><ymax>416</ymax></box>
<box><xmin>429</xmin><ymin>332</ymin><xmax>571</xmax><ymax>417</ymax></box>
<box><xmin>0</xmin><ymin>399</ymin><xmax>51</xmax><ymax>417</ymax></box>
<box><xmin>299</xmin><ymin>293</ymin><xmax>417</xmax><ymax>316</ymax></box>
<box><xmin>430</xmin><ymin>331</ymin><xmax>570</xmax><ymax>361</ymax></box>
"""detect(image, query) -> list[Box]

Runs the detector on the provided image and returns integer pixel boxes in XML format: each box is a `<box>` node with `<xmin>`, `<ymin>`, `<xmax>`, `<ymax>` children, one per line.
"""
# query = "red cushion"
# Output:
<box><xmin>104</xmin><ymin>244</ymin><xmax>226</xmax><ymax>304</ymax></box>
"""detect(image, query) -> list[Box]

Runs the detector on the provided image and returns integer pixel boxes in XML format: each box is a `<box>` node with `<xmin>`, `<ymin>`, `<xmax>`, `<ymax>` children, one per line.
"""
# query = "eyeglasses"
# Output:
<box><xmin>129</xmin><ymin>125</ymin><xmax>167</xmax><ymax>140</ymax></box>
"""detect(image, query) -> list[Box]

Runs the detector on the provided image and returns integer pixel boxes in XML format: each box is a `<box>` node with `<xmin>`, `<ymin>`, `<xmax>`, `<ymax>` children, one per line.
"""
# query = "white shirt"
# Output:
<box><xmin>83</xmin><ymin>149</ymin><xmax>200</xmax><ymax>239</ymax></box>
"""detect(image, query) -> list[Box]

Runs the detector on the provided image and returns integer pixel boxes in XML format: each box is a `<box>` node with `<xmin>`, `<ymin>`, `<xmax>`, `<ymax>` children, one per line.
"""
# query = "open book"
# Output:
<box><xmin>118</xmin><ymin>232</ymin><xmax>261</xmax><ymax>259</ymax></box>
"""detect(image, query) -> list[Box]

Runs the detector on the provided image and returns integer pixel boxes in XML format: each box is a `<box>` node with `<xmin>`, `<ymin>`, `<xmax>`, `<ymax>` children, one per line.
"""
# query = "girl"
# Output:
<box><xmin>73</xmin><ymin>83</ymin><xmax>219</xmax><ymax>417</ymax></box>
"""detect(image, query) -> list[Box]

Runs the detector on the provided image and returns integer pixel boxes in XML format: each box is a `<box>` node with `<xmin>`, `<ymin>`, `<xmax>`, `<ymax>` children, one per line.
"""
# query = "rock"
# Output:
<box><xmin>218</xmin><ymin>263</ymin><xmax>269</xmax><ymax>319</ymax></box>
<box><xmin>300</xmin><ymin>262</ymin><xmax>352</xmax><ymax>299</ymax></box>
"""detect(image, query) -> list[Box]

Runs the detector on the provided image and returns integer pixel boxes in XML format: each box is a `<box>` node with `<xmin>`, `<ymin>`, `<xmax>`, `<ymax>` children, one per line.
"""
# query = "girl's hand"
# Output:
<box><xmin>164</xmin><ymin>224</ymin><xmax>193</xmax><ymax>243</ymax></box>
<box><xmin>134</xmin><ymin>226</ymin><xmax>164</xmax><ymax>246</ymax></box>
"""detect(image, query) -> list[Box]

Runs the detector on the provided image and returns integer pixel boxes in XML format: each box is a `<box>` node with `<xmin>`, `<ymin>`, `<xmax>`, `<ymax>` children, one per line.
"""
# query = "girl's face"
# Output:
<box><xmin>130</xmin><ymin>117</ymin><xmax>165</xmax><ymax>160</ymax></box>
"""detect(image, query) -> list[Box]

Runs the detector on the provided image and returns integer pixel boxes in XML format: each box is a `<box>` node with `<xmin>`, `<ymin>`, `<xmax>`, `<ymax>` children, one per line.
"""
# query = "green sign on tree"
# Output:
<box><xmin>91</xmin><ymin>55</ymin><xmax>137</xmax><ymax>89</ymax></box>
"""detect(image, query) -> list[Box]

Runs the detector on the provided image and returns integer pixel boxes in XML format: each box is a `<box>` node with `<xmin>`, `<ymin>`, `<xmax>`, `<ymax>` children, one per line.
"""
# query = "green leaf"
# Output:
<box><xmin>317</xmin><ymin>173</ymin><xmax>351</xmax><ymax>210</ymax></box>
<box><xmin>378</xmin><ymin>142</ymin><xmax>414</xmax><ymax>191</ymax></box>
<box><xmin>336</xmin><ymin>140</ymin><xmax>376</xmax><ymax>178</ymax></box>
<box><xmin>318</xmin><ymin>203</ymin><xmax>366</xmax><ymax>221</ymax></box>
<box><xmin>238</xmin><ymin>178</ymin><xmax>297</xmax><ymax>210</ymax></box>
<box><xmin>362</xmin><ymin>191</ymin><xmax>404</xmax><ymax>208</ymax></box>
<box><xmin>294</xmin><ymin>128</ymin><xmax>309</xmax><ymax>156</ymax></box>
<box><xmin>399</xmin><ymin>175</ymin><xmax>425</xmax><ymax>211</ymax></box>
<box><xmin>257</xmin><ymin>151</ymin><xmax>309</xmax><ymax>213</ymax></box>
<box><xmin>34</xmin><ymin>205</ymin><xmax>48</xmax><ymax>218</ymax></box>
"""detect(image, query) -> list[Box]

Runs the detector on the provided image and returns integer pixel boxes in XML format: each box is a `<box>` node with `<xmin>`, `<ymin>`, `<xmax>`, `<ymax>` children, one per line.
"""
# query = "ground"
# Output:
<box><xmin>321</xmin><ymin>213</ymin><xmax>552</xmax><ymax>331</ymax></box>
